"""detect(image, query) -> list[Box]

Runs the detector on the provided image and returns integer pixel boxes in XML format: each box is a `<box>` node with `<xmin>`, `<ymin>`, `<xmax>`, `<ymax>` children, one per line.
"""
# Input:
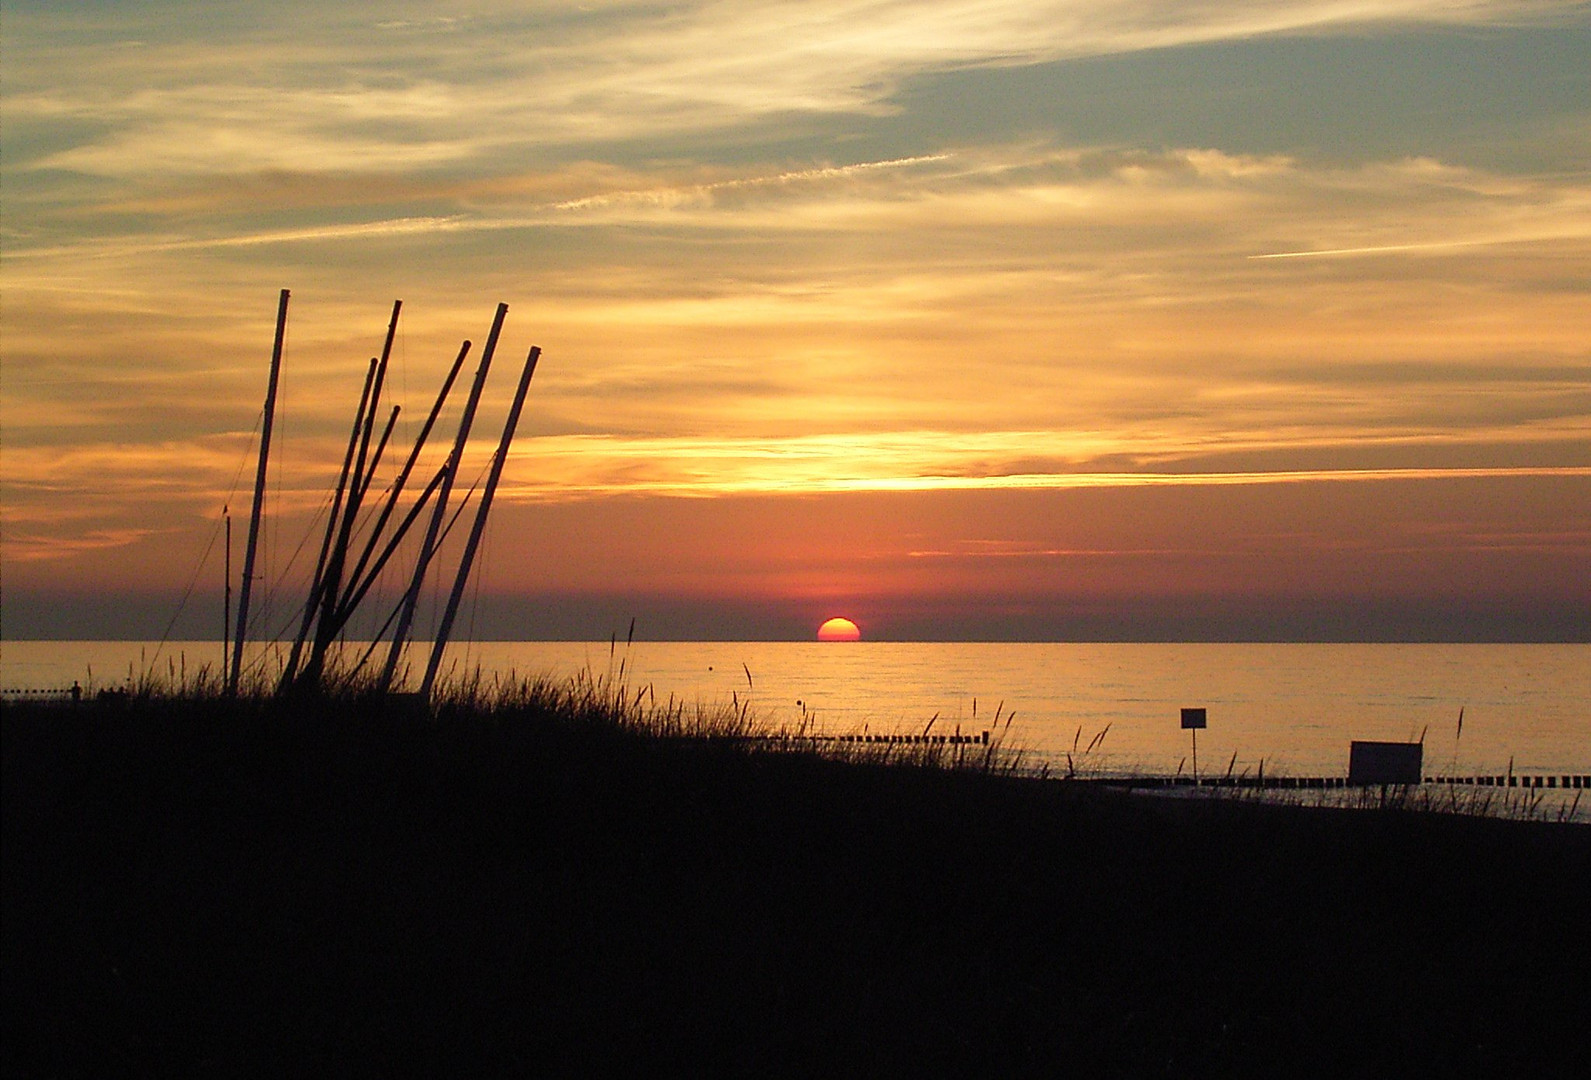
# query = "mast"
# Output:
<box><xmin>223</xmin><ymin>506</ymin><xmax>231</xmax><ymax>679</ymax></box>
<box><xmin>281</xmin><ymin>356</ymin><xmax>377</xmax><ymax>688</ymax></box>
<box><xmin>334</xmin><ymin>461</ymin><xmax>450</xmax><ymax>636</ymax></box>
<box><xmin>421</xmin><ymin>346</ymin><xmax>540</xmax><ymax>698</ymax></box>
<box><xmin>378</xmin><ymin>303</ymin><xmax>507</xmax><ymax>693</ymax></box>
<box><xmin>334</xmin><ymin>340</ymin><xmax>471</xmax><ymax>629</ymax></box>
<box><xmin>301</xmin><ymin>303</ymin><xmax>400</xmax><ymax>685</ymax></box>
<box><xmin>228</xmin><ymin>288</ymin><xmax>288</xmax><ymax>696</ymax></box>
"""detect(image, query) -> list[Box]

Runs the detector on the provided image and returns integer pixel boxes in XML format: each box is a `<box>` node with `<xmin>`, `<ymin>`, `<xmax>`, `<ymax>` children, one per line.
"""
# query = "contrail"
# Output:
<box><xmin>1249</xmin><ymin>240</ymin><xmax>1480</xmax><ymax>260</ymax></box>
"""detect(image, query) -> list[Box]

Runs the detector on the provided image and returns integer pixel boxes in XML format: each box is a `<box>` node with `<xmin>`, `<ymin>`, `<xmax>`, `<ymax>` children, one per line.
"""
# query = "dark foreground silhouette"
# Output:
<box><xmin>4</xmin><ymin>694</ymin><xmax>1587</xmax><ymax>1076</ymax></box>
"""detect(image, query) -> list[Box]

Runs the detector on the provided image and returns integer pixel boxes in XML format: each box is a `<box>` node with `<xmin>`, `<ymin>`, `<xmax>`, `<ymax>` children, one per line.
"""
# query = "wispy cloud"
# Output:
<box><xmin>7</xmin><ymin>1</ymin><xmax>1581</xmax><ymax>179</ymax></box>
<box><xmin>3</xmin><ymin>1</ymin><xmax>1587</xmax><ymax>624</ymax></box>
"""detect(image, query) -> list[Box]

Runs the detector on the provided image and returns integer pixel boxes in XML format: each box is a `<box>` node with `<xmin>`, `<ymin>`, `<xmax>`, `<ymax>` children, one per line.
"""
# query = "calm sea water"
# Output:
<box><xmin>4</xmin><ymin>641</ymin><xmax>1586</xmax><ymax>784</ymax></box>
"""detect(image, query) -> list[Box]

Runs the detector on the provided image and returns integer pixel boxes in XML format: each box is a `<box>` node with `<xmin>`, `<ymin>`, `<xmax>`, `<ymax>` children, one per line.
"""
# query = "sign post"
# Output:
<box><xmin>1347</xmin><ymin>741</ymin><xmax>1422</xmax><ymax>787</ymax></box>
<box><xmin>1181</xmin><ymin>707</ymin><xmax>1207</xmax><ymax>785</ymax></box>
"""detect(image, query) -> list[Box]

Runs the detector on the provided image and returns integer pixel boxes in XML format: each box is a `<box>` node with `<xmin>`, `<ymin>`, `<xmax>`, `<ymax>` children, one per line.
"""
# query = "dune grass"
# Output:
<box><xmin>46</xmin><ymin>645</ymin><xmax>1578</xmax><ymax>821</ymax></box>
<box><xmin>5</xmin><ymin>667</ymin><xmax>1588</xmax><ymax>1074</ymax></box>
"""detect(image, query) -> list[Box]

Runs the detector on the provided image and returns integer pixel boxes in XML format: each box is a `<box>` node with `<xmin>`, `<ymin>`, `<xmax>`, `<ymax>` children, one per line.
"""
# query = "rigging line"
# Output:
<box><xmin>251</xmin><ymin>588</ymin><xmax>307</xmax><ymax>665</ymax></box>
<box><xmin>422</xmin><ymin>472</ymin><xmax>484</xmax><ymax>643</ymax></box>
<box><xmin>198</xmin><ymin>370</ymin><xmax>272</xmax><ymax>655</ymax></box>
<box><xmin>148</xmin><ymin>508</ymin><xmax>226</xmax><ymax>671</ymax></box>
<box><xmin>150</xmin><ymin>412</ymin><xmax>264</xmax><ymax>671</ymax></box>
<box><xmin>349</xmin><ymin>588</ymin><xmax>410</xmax><ymax>679</ymax></box>
<box><xmin>345</xmin><ymin>408</ymin><xmax>402</xmax><ymax>546</ymax></box>
<box><xmin>179</xmin><ymin>352</ymin><xmax>272</xmax><ymax>679</ymax></box>
<box><xmin>266</xmin><ymin>592</ymin><xmax>316</xmax><ymax>653</ymax></box>
<box><xmin>223</xmin><ymin>411</ymin><xmax>263</xmax><ymax>508</ymax></box>
<box><xmin>249</xmin><ymin>486</ymin><xmax>335</xmax><ymax>644</ymax></box>
<box><xmin>436</xmin><ymin>466</ymin><xmax>486</xmax><ymax>553</ymax></box>
<box><xmin>367</xmin><ymin>459</ymin><xmax>426</xmax><ymax>645</ymax></box>
<box><xmin>333</xmin><ymin>463</ymin><xmax>448</xmax><ymax>629</ymax></box>
<box><xmin>463</xmin><ymin>499</ymin><xmax>489</xmax><ymax>672</ymax></box>
<box><xmin>243</xmin><ymin>603</ymin><xmax>314</xmax><ymax>684</ymax></box>
<box><xmin>210</xmin><ymin>380</ymin><xmax>274</xmax><ymax>672</ymax></box>
<box><xmin>361</xmin><ymin>474</ymin><xmax>484</xmax><ymax>681</ymax></box>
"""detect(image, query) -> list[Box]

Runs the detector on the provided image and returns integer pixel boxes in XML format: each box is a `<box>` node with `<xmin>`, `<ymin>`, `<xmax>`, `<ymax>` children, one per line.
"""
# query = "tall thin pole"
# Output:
<box><xmin>421</xmin><ymin>346</ymin><xmax>540</xmax><ymax>698</ymax></box>
<box><xmin>229</xmin><ymin>288</ymin><xmax>288</xmax><ymax>695</ymax></box>
<box><xmin>335</xmin><ymin>340</ymin><xmax>471</xmax><ymax>625</ymax></box>
<box><xmin>339</xmin><ymin>302</ymin><xmax>401</xmax><ymax>533</ymax></box>
<box><xmin>303</xmin><ymin>303</ymin><xmax>401</xmax><ymax>684</ymax></box>
<box><xmin>379</xmin><ymin>303</ymin><xmax>507</xmax><ymax>693</ymax></box>
<box><xmin>223</xmin><ymin>506</ymin><xmax>231</xmax><ymax>680</ymax></box>
<box><xmin>334</xmin><ymin>462</ymin><xmax>450</xmax><ymax>637</ymax></box>
<box><xmin>354</xmin><ymin>405</ymin><xmax>402</xmax><ymax>511</ymax></box>
<box><xmin>281</xmin><ymin>356</ymin><xmax>377</xmax><ymax>688</ymax></box>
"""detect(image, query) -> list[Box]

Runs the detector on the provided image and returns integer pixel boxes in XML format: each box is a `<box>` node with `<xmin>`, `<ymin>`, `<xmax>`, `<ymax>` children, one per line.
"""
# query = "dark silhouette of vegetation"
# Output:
<box><xmin>4</xmin><ymin>678</ymin><xmax>1587</xmax><ymax>1075</ymax></box>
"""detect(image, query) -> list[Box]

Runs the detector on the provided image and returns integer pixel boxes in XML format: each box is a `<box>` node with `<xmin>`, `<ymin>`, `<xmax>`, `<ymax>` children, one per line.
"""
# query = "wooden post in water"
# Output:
<box><xmin>379</xmin><ymin>304</ymin><xmax>507</xmax><ymax>693</ymax></box>
<box><xmin>421</xmin><ymin>346</ymin><xmax>540</xmax><ymax>698</ymax></box>
<box><xmin>228</xmin><ymin>288</ymin><xmax>288</xmax><ymax>696</ymax></box>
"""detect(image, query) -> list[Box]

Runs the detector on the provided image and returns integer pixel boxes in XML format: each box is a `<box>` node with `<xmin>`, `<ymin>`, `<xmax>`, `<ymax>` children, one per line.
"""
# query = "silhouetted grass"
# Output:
<box><xmin>4</xmin><ymin>678</ymin><xmax>1587</xmax><ymax>1075</ymax></box>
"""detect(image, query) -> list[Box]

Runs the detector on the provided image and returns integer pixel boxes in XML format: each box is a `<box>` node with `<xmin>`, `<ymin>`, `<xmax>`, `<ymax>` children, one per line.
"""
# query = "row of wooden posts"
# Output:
<box><xmin>1100</xmin><ymin>773</ymin><xmax>1591</xmax><ymax>790</ymax></box>
<box><xmin>724</xmin><ymin>732</ymin><xmax>993</xmax><ymax>746</ymax></box>
<box><xmin>226</xmin><ymin>291</ymin><xmax>540</xmax><ymax>699</ymax></box>
<box><xmin>1426</xmin><ymin>773</ymin><xmax>1589</xmax><ymax>789</ymax></box>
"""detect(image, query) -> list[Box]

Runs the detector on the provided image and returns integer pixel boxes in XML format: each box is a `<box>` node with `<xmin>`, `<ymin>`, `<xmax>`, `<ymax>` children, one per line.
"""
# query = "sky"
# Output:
<box><xmin>2</xmin><ymin>0</ymin><xmax>1588</xmax><ymax>642</ymax></box>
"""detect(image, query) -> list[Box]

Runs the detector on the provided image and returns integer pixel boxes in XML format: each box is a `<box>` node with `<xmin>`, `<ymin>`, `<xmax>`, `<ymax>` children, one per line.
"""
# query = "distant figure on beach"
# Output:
<box><xmin>70</xmin><ymin>681</ymin><xmax>81</xmax><ymax>703</ymax></box>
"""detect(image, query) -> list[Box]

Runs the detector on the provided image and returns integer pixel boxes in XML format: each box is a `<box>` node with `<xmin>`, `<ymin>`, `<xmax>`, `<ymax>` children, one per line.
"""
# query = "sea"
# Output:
<box><xmin>5</xmin><ymin>640</ymin><xmax>1586</xmax><ymax>790</ymax></box>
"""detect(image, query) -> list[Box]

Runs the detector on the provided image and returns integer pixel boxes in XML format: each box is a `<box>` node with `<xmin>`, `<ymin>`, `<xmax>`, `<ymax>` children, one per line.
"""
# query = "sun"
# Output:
<box><xmin>817</xmin><ymin>617</ymin><xmax>861</xmax><ymax>642</ymax></box>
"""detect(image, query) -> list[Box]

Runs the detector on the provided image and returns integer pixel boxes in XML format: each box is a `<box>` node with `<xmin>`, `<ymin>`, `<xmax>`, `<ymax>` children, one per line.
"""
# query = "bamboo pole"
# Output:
<box><xmin>228</xmin><ymin>288</ymin><xmax>288</xmax><ymax>696</ymax></box>
<box><xmin>421</xmin><ymin>346</ymin><xmax>541</xmax><ymax>698</ymax></box>
<box><xmin>378</xmin><ymin>303</ymin><xmax>507</xmax><ymax>693</ymax></box>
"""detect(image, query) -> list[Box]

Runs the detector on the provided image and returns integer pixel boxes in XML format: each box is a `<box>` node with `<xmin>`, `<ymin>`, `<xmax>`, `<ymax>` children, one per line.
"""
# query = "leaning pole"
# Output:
<box><xmin>228</xmin><ymin>288</ymin><xmax>289</xmax><ymax>695</ymax></box>
<box><xmin>420</xmin><ymin>345</ymin><xmax>541</xmax><ymax>698</ymax></box>
<box><xmin>378</xmin><ymin>303</ymin><xmax>507</xmax><ymax>693</ymax></box>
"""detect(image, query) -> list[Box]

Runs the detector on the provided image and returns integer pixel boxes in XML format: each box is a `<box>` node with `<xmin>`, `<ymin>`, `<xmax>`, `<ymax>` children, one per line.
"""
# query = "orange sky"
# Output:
<box><xmin>2</xmin><ymin>2</ymin><xmax>1588</xmax><ymax>640</ymax></box>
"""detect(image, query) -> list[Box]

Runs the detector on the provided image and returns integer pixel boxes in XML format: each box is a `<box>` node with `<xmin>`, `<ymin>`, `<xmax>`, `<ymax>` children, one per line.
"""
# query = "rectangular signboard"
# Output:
<box><xmin>1180</xmin><ymin>707</ymin><xmax>1207</xmax><ymax>730</ymax></box>
<box><xmin>1348</xmin><ymin>740</ymin><xmax>1423</xmax><ymax>786</ymax></box>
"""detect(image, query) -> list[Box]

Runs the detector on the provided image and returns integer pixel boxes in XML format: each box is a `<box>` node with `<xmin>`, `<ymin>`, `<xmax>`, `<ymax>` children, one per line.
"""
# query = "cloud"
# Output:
<box><xmin>7</xmin><ymin>1</ymin><xmax>1582</xmax><ymax>179</ymax></box>
<box><xmin>5</xmin><ymin>145</ymin><xmax>1585</xmax><ymax>478</ymax></box>
<box><xmin>3</xmin><ymin>2</ymin><xmax>1587</xmax><ymax>608</ymax></box>
<box><xmin>15</xmin><ymin>143</ymin><xmax>1588</xmax><ymax>277</ymax></box>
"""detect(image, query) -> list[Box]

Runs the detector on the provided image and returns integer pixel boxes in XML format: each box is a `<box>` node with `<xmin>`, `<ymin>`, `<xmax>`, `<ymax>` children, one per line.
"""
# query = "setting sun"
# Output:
<box><xmin>817</xmin><ymin>617</ymin><xmax>862</xmax><ymax>642</ymax></box>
